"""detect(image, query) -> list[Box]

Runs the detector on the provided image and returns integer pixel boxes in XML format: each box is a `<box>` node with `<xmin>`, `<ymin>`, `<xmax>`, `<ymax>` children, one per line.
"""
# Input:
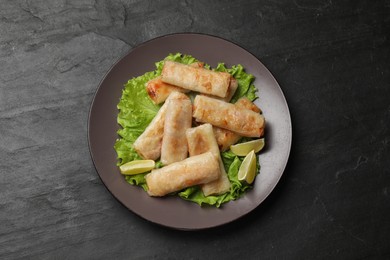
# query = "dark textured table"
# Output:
<box><xmin>1</xmin><ymin>1</ymin><xmax>389</xmax><ymax>259</ymax></box>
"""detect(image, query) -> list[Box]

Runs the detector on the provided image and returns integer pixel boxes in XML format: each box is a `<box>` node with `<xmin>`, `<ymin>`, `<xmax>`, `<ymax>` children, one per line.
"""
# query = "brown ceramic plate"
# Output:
<box><xmin>88</xmin><ymin>33</ymin><xmax>291</xmax><ymax>230</ymax></box>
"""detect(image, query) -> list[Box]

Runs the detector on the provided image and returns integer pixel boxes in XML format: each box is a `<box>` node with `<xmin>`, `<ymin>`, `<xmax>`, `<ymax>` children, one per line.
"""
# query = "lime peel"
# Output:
<box><xmin>119</xmin><ymin>160</ymin><xmax>155</xmax><ymax>175</ymax></box>
<box><xmin>237</xmin><ymin>150</ymin><xmax>257</xmax><ymax>184</ymax></box>
<box><xmin>230</xmin><ymin>138</ymin><xmax>265</xmax><ymax>156</ymax></box>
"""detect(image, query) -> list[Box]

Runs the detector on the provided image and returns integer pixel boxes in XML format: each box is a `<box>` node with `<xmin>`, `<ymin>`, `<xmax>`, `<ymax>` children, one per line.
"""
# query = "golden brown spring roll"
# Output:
<box><xmin>145</xmin><ymin>152</ymin><xmax>220</xmax><ymax>197</ymax></box>
<box><xmin>186</xmin><ymin>124</ymin><xmax>231</xmax><ymax>196</ymax></box>
<box><xmin>207</xmin><ymin>77</ymin><xmax>238</xmax><ymax>102</ymax></box>
<box><xmin>235</xmin><ymin>96</ymin><xmax>262</xmax><ymax>114</ymax></box>
<box><xmin>132</xmin><ymin>94</ymin><xmax>173</xmax><ymax>160</ymax></box>
<box><xmin>214</xmin><ymin>97</ymin><xmax>263</xmax><ymax>151</ymax></box>
<box><xmin>189</xmin><ymin>61</ymin><xmax>205</xmax><ymax>68</ymax></box>
<box><xmin>145</xmin><ymin>63</ymin><xmax>203</xmax><ymax>104</ymax></box>
<box><xmin>160</xmin><ymin>92</ymin><xmax>192</xmax><ymax>165</ymax></box>
<box><xmin>161</xmin><ymin>61</ymin><xmax>231</xmax><ymax>98</ymax></box>
<box><xmin>193</xmin><ymin>95</ymin><xmax>265</xmax><ymax>138</ymax></box>
<box><xmin>146</xmin><ymin>76</ymin><xmax>189</xmax><ymax>104</ymax></box>
<box><xmin>213</xmin><ymin>127</ymin><xmax>242</xmax><ymax>152</ymax></box>
<box><xmin>223</xmin><ymin>78</ymin><xmax>238</xmax><ymax>102</ymax></box>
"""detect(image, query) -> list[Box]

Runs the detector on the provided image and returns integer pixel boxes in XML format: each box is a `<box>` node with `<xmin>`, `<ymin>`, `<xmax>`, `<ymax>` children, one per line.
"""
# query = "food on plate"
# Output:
<box><xmin>146</xmin><ymin>62</ymin><xmax>203</xmax><ymax>104</ymax></box>
<box><xmin>132</xmin><ymin>93</ymin><xmax>171</xmax><ymax>160</ymax></box>
<box><xmin>206</xmin><ymin>77</ymin><xmax>238</xmax><ymax>102</ymax></box>
<box><xmin>160</xmin><ymin>92</ymin><xmax>192</xmax><ymax>165</ymax></box>
<box><xmin>145</xmin><ymin>152</ymin><xmax>220</xmax><ymax>196</ymax></box>
<box><xmin>186</xmin><ymin>124</ymin><xmax>231</xmax><ymax>196</ymax></box>
<box><xmin>213</xmin><ymin>97</ymin><xmax>263</xmax><ymax>151</ymax></box>
<box><xmin>119</xmin><ymin>160</ymin><xmax>156</xmax><ymax>175</ymax></box>
<box><xmin>212</xmin><ymin>127</ymin><xmax>242</xmax><ymax>152</ymax></box>
<box><xmin>235</xmin><ymin>95</ymin><xmax>262</xmax><ymax>113</ymax></box>
<box><xmin>193</xmin><ymin>95</ymin><xmax>265</xmax><ymax>137</ymax></box>
<box><xmin>230</xmin><ymin>138</ymin><xmax>265</xmax><ymax>156</ymax></box>
<box><xmin>223</xmin><ymin>78</ymin><xmax>238</xmax><ymax>102</ymax></box>
<box><xmin>161</xmin><ymin>60</ymin><xmax>231</xmax><ymax>98</ymax></box>
<box><xmin>146</xmin><ymin>76</ymin><xmax>189</xmax><ymax>104</ymax></box>
<box><xmin>115</xmin><ymin>53</ymin><xmax>264</xmax><ymax>207</ymax></box>
<box><xmin>237</xmin><ymin>150</ymin><xmax>257</xmax><ymax>184</ymax></box>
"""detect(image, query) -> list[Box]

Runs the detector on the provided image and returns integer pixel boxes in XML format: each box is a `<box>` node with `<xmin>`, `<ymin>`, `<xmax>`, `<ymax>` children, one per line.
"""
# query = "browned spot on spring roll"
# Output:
<box><xmin>186</xmin><ymin>124</ymin><xmax>231</xmax><ymax>196</ymax></box>
<box><xmin>145</xmin><ymin>152</ymin><xmax>220</xmax><ymax>197</ymax></box>
<box><xmin>146</xmin><ymin>76</ymin><xmax>189</xmax><ymax>104</ymax></box>
<box><xmin>161</xmin><ymin>61</ymin><xmax>231</xmax><ymax>98</ymax></box>
<box><xmin>160</xmin><ymin>92</ymin><xmax>192</xmax><ymax>165</ymax></box>
<box><xmin>193</xmin><ymin>95</ymin><xmax>265</xmax><ymax>138</ymax></box>
<box><xmin>235</xmin><ymin>96</ymin><xmax>262</xmax><ymax>114</ymax></box>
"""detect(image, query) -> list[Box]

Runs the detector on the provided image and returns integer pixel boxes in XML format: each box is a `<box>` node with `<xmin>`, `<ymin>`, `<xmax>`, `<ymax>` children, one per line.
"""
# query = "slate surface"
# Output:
<box><xmin>0</xmin><ymin>0</ymin><xmax>389</xmax><ymax>259</ymax></box>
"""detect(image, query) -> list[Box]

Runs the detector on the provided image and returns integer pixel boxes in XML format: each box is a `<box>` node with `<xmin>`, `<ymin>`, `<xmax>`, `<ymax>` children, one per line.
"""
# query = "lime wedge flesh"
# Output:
<box><xmin>119</xmin><ymin>160</ymin><xmax>155</xmax><ymax>175</ymax></box>
<box><xmin>237</xmin><ymin>150</ymin><xmax>257</xmax><ymax>184</ymax></box>
<box><xmin>230</xmin><ymin>138</ymin><xmax>265</xmax><ymax>156</ymax></box>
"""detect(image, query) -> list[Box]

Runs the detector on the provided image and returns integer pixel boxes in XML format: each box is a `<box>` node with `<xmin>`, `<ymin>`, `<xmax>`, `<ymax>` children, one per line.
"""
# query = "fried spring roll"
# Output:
<box><xmin>186</xmin><ymin>124</ymin><xmax>231</xmax><ymax>196</ymax></box>
<box><xmin>160</xmin><ymin>92</ymin><xmax>192</xmax><ymax>165</ymax></box>
<box><xmin>146</xmin><ymin>63</ymin><xmax>203</xmax><ymax>104</ymax></box>
<box><xmin>235</xmin><ymin>96</ymin><xmax>262</xmax><ymax>114</ymax></box>
<box><xmin>145</xmin><ymin>152</ymin><xmax>220</xmax><ymax>197</ymax></box>
<box><xmin>146</xmin><ymin>76</ymin><xmax>189</xmax><ymax>104</ymax></box>
<box><xmin>193</xmin><ymin>95</ymin><xmax>265</xmax><ymax>138</ymax></box>
<box><xmin>161</xmin><ymin>61</ymin><xmax>231</xmax><ymax>98</ymax></box>
<box><xmin>213</xmin><ymin>127</ymin><xmax>241</xmax><ymax>152</ymax></box>
<box><xmin>223</xmin><ymin>78</ymin><xmax>238</xmax><ymax>102</ymax></box>
<box><xmin>214</xmin><ymin>97</ymin><xmax>263</xmax><ymax>151</ymax></box>
<box><xmin>206</xmin><ymin>77</ymin><xmax>238</xmax><ymax>102</ymax></box>
<box><xmin>132</xmin><ymin>94</ymin><xmax>173</xmax><ymax>160</ymax></box>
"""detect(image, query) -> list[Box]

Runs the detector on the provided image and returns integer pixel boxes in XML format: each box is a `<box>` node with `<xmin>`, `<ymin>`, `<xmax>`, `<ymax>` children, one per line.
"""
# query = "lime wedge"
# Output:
<box><xmin>119</xmin><ymin>160</ymin><xmax>155</xmax><ymax>175</ymax></box>
<box><xmin>237</xmin><ymin>150</ymin><xmax>257</xmax><ymax>184</ymax></box>
<box><xmin>230</xmin><ymin>138</ymin><xmax>265</xmax><ymax>156</ymax></box>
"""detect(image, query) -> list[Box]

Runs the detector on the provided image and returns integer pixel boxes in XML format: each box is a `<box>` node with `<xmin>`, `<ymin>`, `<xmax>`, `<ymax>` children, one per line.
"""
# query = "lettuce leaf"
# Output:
<box><xmin>114</xmin><ymin>53</ymin><xmax>259</xmax><ymax>207</ymax></box>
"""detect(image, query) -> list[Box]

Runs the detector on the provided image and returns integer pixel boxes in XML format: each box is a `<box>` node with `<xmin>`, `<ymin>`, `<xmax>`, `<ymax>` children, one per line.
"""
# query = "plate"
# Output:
<box><xmin>88</xmin><ymin>33</ymin><xmax>292</xmax><ymax>230</ymax></box>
